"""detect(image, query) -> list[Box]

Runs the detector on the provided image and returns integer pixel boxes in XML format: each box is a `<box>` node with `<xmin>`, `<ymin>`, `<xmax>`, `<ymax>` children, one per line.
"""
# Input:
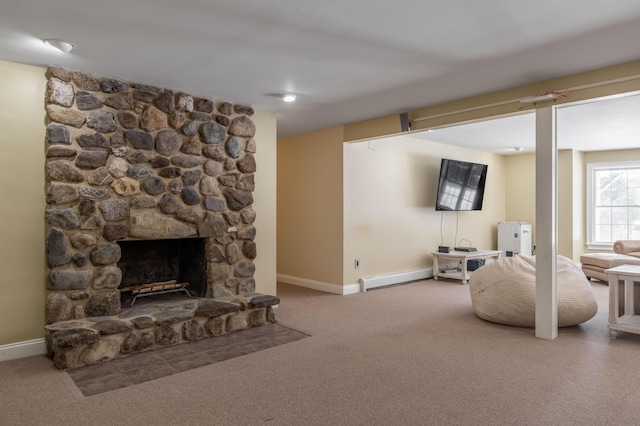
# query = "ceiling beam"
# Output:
<box><xmin>343</xmin><ymin>59</ymin><xmax>640</xmax><ymax>142</ymax></box>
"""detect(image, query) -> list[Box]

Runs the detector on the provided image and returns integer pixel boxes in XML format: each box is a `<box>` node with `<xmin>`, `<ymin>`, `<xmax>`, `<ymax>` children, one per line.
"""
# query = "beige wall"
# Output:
<box><xmin>0</xmin><ymin>61</ymin><xmax>47</xmax><ymax>345</ymax></box>
<box><xmin>504</xmin><ymin>153</ymin><xmax>536</xmax><ymax>235</ymax></box>
<box><xmin>553</xmin><ymin>149</ymin><xmax>588</xmax><ymax>261</ymax></box>
<box><xmin>0</xmin><ymin>60</ymin><xmax>278</xmax><ymax>347</ymax></box>
<box><xmin>251</xmin><ymin>109</ymin><xmax>278</xmax><ymax>296</ymax></box>
<box><xmin>282</xmin><ymin>120</ymin><xmax>640</xmax><ymax>291</ymax></box>
<box><xmin>279</xmin><ymin>108</ymin><xmax>640</xmax><ymax>293</ymax></box>
<box><xmin>505</xmin><ymin>148</ymin><xmax>640</xmax><ymax>260</ymax></box>
<box><xmin>583</xmin><ymin>148</ymin><xmax>640</xmax><ymax>164</ymax></box>
<box><xmin>505</xmin><ymin>150</ymin><xmax>585</xmax><ymax>261</ymax></box>
<box><xmin>571</xmin><ymin>150</ymin><xmax>586</xmax><ymax>259</ymax></box>
<box><xmin>332</xmin><ymin>59</ymin><xmax>640</xmax><ymax>279</ymax></box>
<box><xmin>343</xmin><ymin>135</ymin><xmax>506</xmax><ymax>284</ymax></box>
<box><xmin>277</xmin><ymin>127</ymin><xmax>344</xmax><ymax>286</ymax></box>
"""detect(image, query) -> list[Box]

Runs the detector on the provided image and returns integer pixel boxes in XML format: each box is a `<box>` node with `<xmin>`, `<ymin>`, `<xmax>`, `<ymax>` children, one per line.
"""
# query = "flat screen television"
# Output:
<box><xmin>435</xmin><ymin>158</ymin><xmax>488</xmax><ymax>211</ymax></box>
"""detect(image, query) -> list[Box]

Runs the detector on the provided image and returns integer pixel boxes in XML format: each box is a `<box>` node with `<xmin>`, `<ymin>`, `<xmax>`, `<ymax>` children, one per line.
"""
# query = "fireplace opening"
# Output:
<box><xmin>117</xmin><ymin>238</ymin><xmax>207</xmax><ymax>305</ymax></box>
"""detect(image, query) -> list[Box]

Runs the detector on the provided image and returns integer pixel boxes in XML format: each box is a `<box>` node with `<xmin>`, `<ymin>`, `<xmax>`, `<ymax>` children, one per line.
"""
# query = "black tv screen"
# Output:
<box><xmin>435</xmin><ymin>159</ymin><xmax>488</xmax><ymax>211</ymax></box>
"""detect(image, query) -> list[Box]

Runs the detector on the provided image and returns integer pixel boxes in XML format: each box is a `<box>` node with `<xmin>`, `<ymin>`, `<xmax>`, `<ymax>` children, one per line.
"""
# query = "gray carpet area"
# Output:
<box><xmin>3</xmin><ymin>278</ymin><xmax>640</xmax><ymax>425</ymax></box>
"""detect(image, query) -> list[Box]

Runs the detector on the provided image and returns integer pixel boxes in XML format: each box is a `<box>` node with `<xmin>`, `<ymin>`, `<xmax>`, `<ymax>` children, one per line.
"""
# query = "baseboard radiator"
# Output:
<box><xmin>359</xmin><ymin>268</ymin><xmax>433</xmax><ymax>292</ymax></box>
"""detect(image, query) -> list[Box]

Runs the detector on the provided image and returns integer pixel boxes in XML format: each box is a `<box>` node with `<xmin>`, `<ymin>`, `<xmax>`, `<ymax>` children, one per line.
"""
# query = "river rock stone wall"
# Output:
<box><xmin>42</xmin><ymin>66</ymin><xmax>273</xmax><ymax>368</ymax></box>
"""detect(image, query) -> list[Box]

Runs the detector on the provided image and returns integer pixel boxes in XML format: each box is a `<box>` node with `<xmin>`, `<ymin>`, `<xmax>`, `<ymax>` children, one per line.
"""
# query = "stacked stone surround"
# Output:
<box><xmin>42</xmin><ymin>66</ymin><xmax>278</xmax><ymax>369</ymax></box>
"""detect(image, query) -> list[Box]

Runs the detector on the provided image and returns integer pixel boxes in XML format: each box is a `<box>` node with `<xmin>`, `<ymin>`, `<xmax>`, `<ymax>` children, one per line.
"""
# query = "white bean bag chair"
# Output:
<box><xmin>469</xmin><ymin>255</ymin><xmax>597</xmax><ymax>327</ymax></box>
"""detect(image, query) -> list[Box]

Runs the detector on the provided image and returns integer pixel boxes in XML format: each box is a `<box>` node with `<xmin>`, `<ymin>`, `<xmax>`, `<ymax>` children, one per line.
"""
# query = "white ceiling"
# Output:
<box><xmin>2</xmin><ymin>0</ymin><xmax>640</xmax><ymax>140</ymax></box>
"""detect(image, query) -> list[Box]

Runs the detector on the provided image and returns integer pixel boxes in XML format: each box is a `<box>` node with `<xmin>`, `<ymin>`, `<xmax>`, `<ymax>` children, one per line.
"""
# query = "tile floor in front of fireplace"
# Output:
<box><xmin>66</xmin><ymin>323</ymin><xmax>308</xmax><ymax>397</ymax></box>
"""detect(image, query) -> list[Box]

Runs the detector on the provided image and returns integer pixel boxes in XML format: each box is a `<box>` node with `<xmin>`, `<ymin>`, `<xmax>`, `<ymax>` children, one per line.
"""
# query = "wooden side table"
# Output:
<box><xmin>606</xmin><ymin>264</ymin><xmax>640</xmax><ymax>338</ymax></box>
<box><xmin>431</xmin><ymin>249</ymin><xmax>502</xmax><ymax>284</ymax></box>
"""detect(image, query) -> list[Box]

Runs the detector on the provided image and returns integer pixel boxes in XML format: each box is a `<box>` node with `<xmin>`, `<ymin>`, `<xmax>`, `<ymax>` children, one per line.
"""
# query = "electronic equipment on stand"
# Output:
<box><xmin>498</xmin><ymin>221</ymin><xmax>532</xmax><ymax>257</ymax></box>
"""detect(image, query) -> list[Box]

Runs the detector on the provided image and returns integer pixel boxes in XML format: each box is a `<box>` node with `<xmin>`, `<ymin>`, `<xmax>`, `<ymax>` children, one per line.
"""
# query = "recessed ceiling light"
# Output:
<box><xmin>282</xmin><ymin>94</ymin><xmax>296</xmax><ymax>102</ymax></box>
<box><xmin>43</xmin><ymin>39</ymin><xmax>74</xmax><ymax>53</ymax></box>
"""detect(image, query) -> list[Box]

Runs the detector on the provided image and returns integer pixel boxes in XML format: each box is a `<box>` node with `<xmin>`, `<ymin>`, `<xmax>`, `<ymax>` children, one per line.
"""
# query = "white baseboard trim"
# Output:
<box><xmin>359</xmin><ymin>268</ymin><xmax>433</xmax><ymax>292</ymax></box>
<box><xmin>342</xmin><ymin>283</ymin><xmax>361</xmax><ymax>295</ymax></box>
<box><xmin>277</xmin><ymin>269</ymin><xmax>433</xmax><ymax>295</ymax></box>
<box><xmin>277</xmin><ymin>274</ymin><xmax>360</xmax><ymax>295</ymax></box>
<box><xmin>0</xmin><ymin>338</ymin><xmax>47</xmax><ymax>362</ymax></box>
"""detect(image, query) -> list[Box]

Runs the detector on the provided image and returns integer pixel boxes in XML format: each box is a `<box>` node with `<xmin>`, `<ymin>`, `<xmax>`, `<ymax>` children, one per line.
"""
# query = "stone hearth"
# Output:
<box><xmin>43</xmin><ymin>67</ymin><xmax>278</xmax><ymax>369</ymax></box>
<box><xmin>46</xmin><ymin>294</ymin><xmax>278</xmax><ymax>369</ymax></box>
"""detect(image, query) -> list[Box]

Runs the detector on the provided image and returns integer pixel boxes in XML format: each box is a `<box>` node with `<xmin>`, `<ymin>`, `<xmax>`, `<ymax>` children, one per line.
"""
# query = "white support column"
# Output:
<box><xmin>535</xmin><ymin>106</ymin><xmax>558</xmax><ymax>340</ymax></box>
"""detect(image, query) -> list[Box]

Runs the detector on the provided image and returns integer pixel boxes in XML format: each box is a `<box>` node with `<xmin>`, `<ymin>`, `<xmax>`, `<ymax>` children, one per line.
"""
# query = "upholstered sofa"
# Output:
<box><xmin>580</xmin><ymin>240</ymin><xmax>640</xmax><ymax>282</ymax></box>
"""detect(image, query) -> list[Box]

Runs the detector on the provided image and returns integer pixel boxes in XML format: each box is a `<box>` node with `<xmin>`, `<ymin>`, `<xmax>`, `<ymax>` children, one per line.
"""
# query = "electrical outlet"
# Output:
<box><xmin>354</xmin><ymin>259</ymin><xmax>360</xmax><ymax>269</ymax></box>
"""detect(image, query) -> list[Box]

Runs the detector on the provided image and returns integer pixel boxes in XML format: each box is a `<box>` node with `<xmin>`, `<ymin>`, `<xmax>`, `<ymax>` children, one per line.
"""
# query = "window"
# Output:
<box><xmin>587</xmin><ymin>161</ymin><xmax>640</xmax><ymax>250</ymax></box>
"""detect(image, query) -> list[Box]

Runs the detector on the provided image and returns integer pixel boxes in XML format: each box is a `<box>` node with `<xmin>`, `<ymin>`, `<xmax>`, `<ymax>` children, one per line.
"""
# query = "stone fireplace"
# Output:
<box><xmin>43</xmin><ymin>67</ymin><xmax>278</xmax><ymax>369</ymax></box>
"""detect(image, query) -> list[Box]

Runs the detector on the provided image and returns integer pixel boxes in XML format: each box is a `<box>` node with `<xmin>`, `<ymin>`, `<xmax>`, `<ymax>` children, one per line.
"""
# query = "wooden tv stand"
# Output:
<box><xmin>431</xmin><ymin>249</ymin><xmax>502</xmax><ymax>284</ymax></box>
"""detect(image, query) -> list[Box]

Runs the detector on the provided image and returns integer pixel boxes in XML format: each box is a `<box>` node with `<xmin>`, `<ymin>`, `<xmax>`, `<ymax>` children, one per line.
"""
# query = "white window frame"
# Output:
<box><xmin>587</xmin><ymin>160</ymin><xmax>640</xmax><ymax>250</ymax></box>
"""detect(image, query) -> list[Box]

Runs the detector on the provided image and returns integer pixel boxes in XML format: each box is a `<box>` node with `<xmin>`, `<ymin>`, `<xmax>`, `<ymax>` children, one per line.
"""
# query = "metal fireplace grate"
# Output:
<box><xmin>120</xmin><ymin>280</ymin><xmax>191</xmax><ymax>306</ymax></box>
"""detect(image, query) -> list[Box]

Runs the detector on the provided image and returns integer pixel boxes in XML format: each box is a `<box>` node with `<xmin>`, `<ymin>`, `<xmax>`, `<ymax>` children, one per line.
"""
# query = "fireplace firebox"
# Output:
<box><xmin>117</xmin><ymin>238</ymin><xmax>206</xmax><ymax>305</ymax></box>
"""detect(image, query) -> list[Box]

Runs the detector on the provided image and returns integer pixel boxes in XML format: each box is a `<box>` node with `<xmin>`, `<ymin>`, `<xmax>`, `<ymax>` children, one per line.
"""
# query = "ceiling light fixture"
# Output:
<box><xmin>282</xmin><ymin>94</ymin><xmax>296</xmax><ymax>102</ymax></box>
<box><xmin>513</xmin><ymin>147</ymin><xmax>524</xmax><ymax>152</ymax></box>
<box><xmin>519</xmin><ymin>91</ymin><xmax>567</xmax><ymax>104</ymax></box>
<box><xmin>43</xmin><ymin>38</ymin><xmax>74</xmax><ymax>53</ymax></box>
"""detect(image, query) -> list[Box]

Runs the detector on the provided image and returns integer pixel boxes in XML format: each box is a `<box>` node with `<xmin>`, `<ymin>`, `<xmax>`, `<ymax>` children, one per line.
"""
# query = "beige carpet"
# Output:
<box><xmin>2</xmin><ymin>278</ymin><xmax>640</xmax><ymax>425</ymax></box>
